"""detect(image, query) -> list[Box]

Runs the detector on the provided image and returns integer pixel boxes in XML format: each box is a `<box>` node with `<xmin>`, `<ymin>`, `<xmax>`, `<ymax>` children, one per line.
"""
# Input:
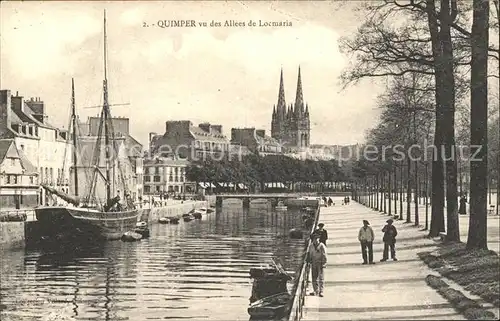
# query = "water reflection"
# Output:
<box><xmin>0</xmin><ymin>203</ymin><xmax>306</xmax><ymax>321</ymax></box>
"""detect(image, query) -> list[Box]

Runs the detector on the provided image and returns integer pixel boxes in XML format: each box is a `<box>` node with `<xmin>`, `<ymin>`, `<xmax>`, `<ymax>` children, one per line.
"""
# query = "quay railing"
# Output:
<box><xmin>287</xmin><ymin>202</ymin><xmax>321</xmax><ymax>321</ymax></box>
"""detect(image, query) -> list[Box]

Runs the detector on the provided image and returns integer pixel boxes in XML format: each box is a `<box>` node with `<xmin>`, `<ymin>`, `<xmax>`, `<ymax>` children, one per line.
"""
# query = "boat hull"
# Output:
<box><xmin>35</xmin><ymin>206</ymin><xmax>139</xmax><ymax>241</ymax></box>
<box><xmin>248</xmin><ymin>292</ymin><xmax>291</xmax><ymax>319</ymax></box>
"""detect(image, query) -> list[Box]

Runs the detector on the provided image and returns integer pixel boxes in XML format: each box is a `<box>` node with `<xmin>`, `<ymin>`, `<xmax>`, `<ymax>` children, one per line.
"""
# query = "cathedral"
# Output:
<box><xmin>271</xmin><ymin>67</ymin><xmax>311</xmax><ymax>150</ymax></box>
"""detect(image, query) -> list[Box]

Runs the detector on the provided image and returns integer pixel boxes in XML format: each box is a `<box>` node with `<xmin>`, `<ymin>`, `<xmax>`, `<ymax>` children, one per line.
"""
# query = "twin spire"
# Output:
<box><xmin>273</xmin><ymin>66</ymin><xmax>308</xmax><ymax>117</ymax></box>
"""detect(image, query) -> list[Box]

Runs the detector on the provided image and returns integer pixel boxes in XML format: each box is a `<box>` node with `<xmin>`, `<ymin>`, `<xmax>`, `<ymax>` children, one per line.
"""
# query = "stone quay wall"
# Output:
<box><xmin>0</xmin><ymin>222</ymin><xmax>26</xmax><ymax>250</ymax></box>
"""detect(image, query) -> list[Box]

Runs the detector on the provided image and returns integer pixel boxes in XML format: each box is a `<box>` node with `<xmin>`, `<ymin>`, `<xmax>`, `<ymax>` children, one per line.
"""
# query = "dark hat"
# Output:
<box><xmin>363</xmin><ymin>220</ymin><xmax>370</xmax><ymax>225</ymax></box>
<box><xmin>318</xmin><ymin>223</ymin><xmax>324</xmax><ymax>227</ymax></box>
<box><xmin>386</xmin><ymin>219</ymin><xmax>394</xmax><ymax>224</ymax></box>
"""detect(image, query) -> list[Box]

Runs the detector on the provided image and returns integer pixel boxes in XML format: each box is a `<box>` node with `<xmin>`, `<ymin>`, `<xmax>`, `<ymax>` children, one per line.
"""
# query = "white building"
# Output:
<box><xmin>0</xmin><ymin>90</ymin><xmax>72</xmax><ymax>205</ymax></box>
<box><xmin>143</xmin><ymin>156</ymin><xmax>189</xmax><ymax>195</ymax></box>
<box><xmin>0</xmin><ymin>139</ymin><xmax>39</xmax><ymax>209</ymax></box>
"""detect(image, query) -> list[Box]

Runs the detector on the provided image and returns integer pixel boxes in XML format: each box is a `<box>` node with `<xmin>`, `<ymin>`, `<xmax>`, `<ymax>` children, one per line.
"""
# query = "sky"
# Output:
<box><xmin>0</xmin><ymin>0</ymin><xmax>386</xmax><ymax>147</ymax></box>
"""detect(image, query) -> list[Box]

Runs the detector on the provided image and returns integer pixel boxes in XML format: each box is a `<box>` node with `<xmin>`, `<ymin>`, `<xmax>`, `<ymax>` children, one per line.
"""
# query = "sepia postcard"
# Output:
<box><xmin>0</xmin><ymin>1</ymin><xmax>499</xmax><ymax>321</ymax></box>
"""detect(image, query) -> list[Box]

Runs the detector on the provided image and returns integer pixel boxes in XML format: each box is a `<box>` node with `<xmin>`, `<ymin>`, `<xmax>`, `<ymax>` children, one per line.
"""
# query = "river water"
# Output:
<box><xmin>0</xmin><ymin>202</ymin><xmax>307</xmax><ymax>321</ymax></box>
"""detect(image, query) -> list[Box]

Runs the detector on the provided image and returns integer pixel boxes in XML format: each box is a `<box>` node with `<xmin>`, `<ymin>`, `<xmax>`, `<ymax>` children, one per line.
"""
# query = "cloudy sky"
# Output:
<box><xmin>0</xmin><ymin>1</ymin><xmax>386</xmax><ymax>147</ymax></box>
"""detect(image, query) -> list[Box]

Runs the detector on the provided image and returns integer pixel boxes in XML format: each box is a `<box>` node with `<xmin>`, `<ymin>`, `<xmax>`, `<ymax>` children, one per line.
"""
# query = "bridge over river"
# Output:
<box><xmin>214</xmin><ymin>192</ymin><xmax>351</xmax><ymax>208</ymax></box>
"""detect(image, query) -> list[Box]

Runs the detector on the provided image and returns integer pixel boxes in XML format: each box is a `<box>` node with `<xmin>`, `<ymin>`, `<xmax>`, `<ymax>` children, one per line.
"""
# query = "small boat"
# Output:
<box><xmin>168</xmin><ymin>217</ymin><xmax>180</xmax><ymax>224</ymax></box>
<box><xmin>275</xmin><ymin>201</ymin><xmax>287</xmax><ymax>211</ymax></box>
<box><xmin>247</xmin><ymin>292</ymin><xmax>291</xmax><ymax>319</ymax></box>
<box><xmin>192</xmin><ymin>210</ymin><xmax>203</xmax><ymax>220</ymax></box>
<box><xmin>134</xmin><ymin>227</ymin><xmax>150</xmax><ymax>238</ymax></box>
<box><xmin>136</xmin><ymin>221</ymin><xmax>147</xmax><ymax>228</ymax></box>
<box><xmin>121</xmin><ymin>231</ymin><xmax>142</xmax><ymax>242</ymax></box>
<box><xmin>159</xmin><ymin>217</ymin><xmax>169</xmax><ymax>224</ymax></box>
<box><xmin>197</xmin><ymin>207</ymin><xmax>215</xmax><ymax>214</ymax></box>
<box><xmin>182</xmin><ymin>213</ymin><xmax>194</xmax><ymax>222</ymax></box>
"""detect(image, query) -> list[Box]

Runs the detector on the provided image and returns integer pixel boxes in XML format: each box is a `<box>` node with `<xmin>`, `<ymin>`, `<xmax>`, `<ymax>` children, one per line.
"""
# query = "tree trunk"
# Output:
<box><xmin>380</xmin><ymin>172</ymin><xmax>384</xmax><ymax>212</ymax></box>
<box><xmin>467</xmin><ymin>0</ymin><xmax>489</xmax><ymax>250</ymax></box>
<box><xmin>425</xmin><ymin>161</ymin><xmax>429</xmax><ymax>230</ymax></box>
<box><xmin>375</xmin><ymin>173</ymin><xmax>380</xmax><ymax>211</ymax></box>
<box><xmin>440</xmin><ymin>0</ymin><xmax>460</xmax><ymax>242</ymax></box>
<box><xmin>394</xmin><ymin>168</ymin><xmax>398</xmax><ymax>216</ymax></box>
<box><xmin>399</xmin><ymin>164</ymin><xmax>403</xmax><ymax>219</ymax></box>
<box><xmin>371</xmin><ymin>176</ymin><xmax>375</xmax><ymax>209</ymax></box>
<box><xmin>383</xmin><ymin>171</ymin><xmax>387</xmax><ymax>214</ymax></box>
<box><xmin>406</xmin><ymin>156</ymin><xmax>412</xmax><ymax>223</ymax></box>
<box><xmin>414</xmin><ymin>159</ymin><xmax>420</xmax><ymax>226</ymax></box>
<box><xmin>388</xmin><ymin>169</ymin><xmax>392</xmax><ymax>215</ymax></box>
<box><xmin>426</xmin><ymin>0</ymin><xmax>445</xmax><ymax>237</ymax></box>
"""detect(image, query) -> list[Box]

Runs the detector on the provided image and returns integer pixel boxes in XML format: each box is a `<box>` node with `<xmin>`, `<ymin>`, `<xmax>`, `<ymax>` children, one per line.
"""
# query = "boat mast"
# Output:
<box><xmin>71</xmin><ymin>78</ymin><xmax>79</xmax><ymax>196</ymax></box>
<box><xmin>103</xmin><ymin>10</ymin><xmax>112</xmax><ymax>202</ymax></box>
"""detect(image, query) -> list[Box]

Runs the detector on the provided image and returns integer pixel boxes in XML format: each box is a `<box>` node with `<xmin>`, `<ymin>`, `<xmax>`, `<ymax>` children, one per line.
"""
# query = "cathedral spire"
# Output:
<box><xmin>277</xmin><ymin>67</ymin><xmax>286</xmax><ymax>113</ymax></box>
<box><xmin>295</xmin><ymin>66</ymin><xmax>304</xmax><ymax>112</ymax></box>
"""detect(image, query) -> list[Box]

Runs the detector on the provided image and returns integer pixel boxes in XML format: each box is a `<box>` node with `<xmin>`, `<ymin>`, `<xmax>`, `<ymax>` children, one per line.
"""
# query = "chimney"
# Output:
<box><xmin>256</xmin><ymin>129</ymin><xmax>265</xmax><ymax>138</ymax></box>
<box><xmin>11</xmin><ymin>93</ymin><xmax>24</xmax><ymax>114</ymax></box>
<box><xmin>0</xmin><ymin>90</ymin><xmax>12</xmax><ymax>136</ymax></box>
<box><xmin>165</xmin><ymin>120</ymin><xmax>191</xmax><ymax>135</ymax></box>
<box><xmin>199</xmin><ymin>122</ymin><xmax>211</xmax><ymax>133</ymax></box>
<box><xmin>211</xmin><ymin>124</ymin><xmax>222</xmax><ymax>134</ymax></box>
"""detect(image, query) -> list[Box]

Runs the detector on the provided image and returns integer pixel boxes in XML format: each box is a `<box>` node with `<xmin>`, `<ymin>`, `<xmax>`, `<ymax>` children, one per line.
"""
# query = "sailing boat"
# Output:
<box><xmin>35</xmin><ymin>11</ymin><xmax>140</xmax><ymax>241</ymax></box>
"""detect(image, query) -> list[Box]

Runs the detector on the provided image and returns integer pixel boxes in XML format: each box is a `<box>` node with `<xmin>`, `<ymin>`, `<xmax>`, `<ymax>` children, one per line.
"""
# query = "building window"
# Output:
<box><xmin>154</xmin><ymin>176</ymin><xmax>161</xmax><ymax>182</ymax></box>
<box><xmin>144</xmin><ymin>176</ymin><xmax>151</xmax><ymax>182</ymax></box>
<box><xmin>30</xmin><ymin>176</ymin><xmax>34</xmax><ymax>184</ymax></box>
<box><xmin>144</xmin><ymin>186</ymin><xmax>150</xmax><ymax>193</ymax></box>
<box><xmin>13</xmin><ymin>175</ymin><xmax>18</xmax><ymax>184</ymax></box>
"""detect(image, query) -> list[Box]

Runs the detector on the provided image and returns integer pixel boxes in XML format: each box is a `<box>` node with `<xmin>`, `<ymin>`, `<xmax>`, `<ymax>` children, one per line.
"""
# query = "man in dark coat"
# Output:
<box><xmin>459</xmin><ymin>196</ymin><xmax>467</xmax><ymax>215</ymax></box>
<box><xmin>314</xmin><ymin>223</ymin><xmax>328</xmax><ymax>246</ymax></box>
<box><xmin>380</xmin><ymin>219</ymin><xmax>398</xmax><ymax>262</ymax></box>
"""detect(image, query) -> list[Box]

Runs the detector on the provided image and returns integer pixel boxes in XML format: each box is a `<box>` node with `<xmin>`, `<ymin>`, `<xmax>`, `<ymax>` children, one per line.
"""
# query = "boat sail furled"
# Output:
<box><xmin>35</xmin><ymin>11</ymin><xmax>140</xmax><ymax>241</ymax></box>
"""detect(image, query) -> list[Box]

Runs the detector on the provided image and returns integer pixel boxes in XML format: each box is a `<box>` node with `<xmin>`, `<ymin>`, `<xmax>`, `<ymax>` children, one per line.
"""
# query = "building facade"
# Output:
<box><xmin>0</xmin><ymin>90</ymin><xmax>72</xmax><ymax>205</ymax></box>
<box><xmin>149</xmin><ymin>121</ymin><xmax>230</xmax><ymax>161</ymax></box>
<box><xmin>231</xmin><ymin>128</ymin><xmax>282</xmax><ymax>156</ymax></box>
<box><xmin>143</xmin><ymin>156</ymin><xmax>189</xmax><ymax>195</ymax></box>
<box><xmin>0</xmin><ymin>139</ymin><xmax>39</xmax><ymax>209</ymax></box>
<box><xmin>271</xmin><ymin>67</ymin><xmax>311</xmax><ymax>150</ymax></box>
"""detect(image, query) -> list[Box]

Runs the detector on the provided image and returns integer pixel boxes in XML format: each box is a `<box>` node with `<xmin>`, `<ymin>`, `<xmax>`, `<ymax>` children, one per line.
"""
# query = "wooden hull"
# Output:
<box><xmin>35</xmin><ymin>206</ymin><xmax>139</xmax><ymax>241</ymax></box>
<box><xmin>248</xmin><ymin>292</ymin><xmax>291</xmax><ymax>319</ymax></box>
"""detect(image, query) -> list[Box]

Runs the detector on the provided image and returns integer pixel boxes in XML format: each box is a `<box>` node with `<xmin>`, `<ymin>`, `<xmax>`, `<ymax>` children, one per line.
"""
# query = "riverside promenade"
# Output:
<box><xmin>301</xmin><ymin>198</ymin><xmax>466</xmax><ymax>320</ymax></box>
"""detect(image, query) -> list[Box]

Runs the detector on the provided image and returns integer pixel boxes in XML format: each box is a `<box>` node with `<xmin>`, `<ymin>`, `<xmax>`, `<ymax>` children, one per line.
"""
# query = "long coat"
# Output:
<box><xmin>382</xmin><ymin>224</ymin><xmax>397</xmax><ymax>244</ymax></box>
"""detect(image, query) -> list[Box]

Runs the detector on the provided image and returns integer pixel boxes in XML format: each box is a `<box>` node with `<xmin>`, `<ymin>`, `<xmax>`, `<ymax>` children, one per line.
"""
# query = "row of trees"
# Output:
<box><xmin>340</xmin><ymin>0</ymin><xmax>499</xmax><ymax>249</ymax></box>
<box><xmin>185</xmin><ymin>154</ymin><xmax>348</xmax><ymax>191</ymax></box>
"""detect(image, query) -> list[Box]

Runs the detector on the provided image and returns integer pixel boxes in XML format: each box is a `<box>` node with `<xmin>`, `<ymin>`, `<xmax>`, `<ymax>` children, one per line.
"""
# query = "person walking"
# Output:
<box><xmin>459</xmin><ymin>195</ymin><xmax>467</xmax><ymax>215</ymax></box>
<box><xmin>306</xmin><ymin>233</ymin><xmax>327</xmax><ymax>297</ymax></box>
<box><xmin>358</xmin><ymin>220</ymin><xmax>375</xmax><ymax>265</ymax></box>
<box><xmin>314</xmin><ymin>223</ymin><xmax>328</xmax><ymax>246</ymax></box>
<box><xmin>380</xmin><ymin>219</ymin><xmax>398</xmax><ymax>262</ymax></box>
